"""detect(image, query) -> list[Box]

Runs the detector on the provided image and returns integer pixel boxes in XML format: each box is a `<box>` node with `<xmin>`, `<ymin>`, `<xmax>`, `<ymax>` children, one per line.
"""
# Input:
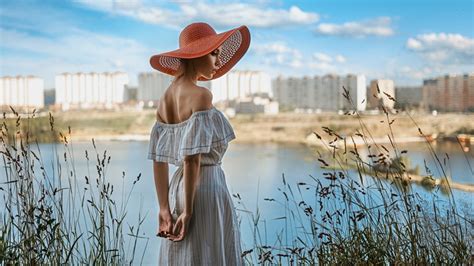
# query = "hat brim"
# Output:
<box><xmin>149</xmin><ymin>25</ymin><xmax>250</xmax><ymax>81</ymax></box>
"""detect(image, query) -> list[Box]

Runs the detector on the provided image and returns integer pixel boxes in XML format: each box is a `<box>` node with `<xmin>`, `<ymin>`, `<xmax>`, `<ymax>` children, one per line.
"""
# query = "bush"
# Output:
<box><xmin>236</xmin><ymin>88</ymin><xmax>472</xmax><ymax>265</ymax></box>
<box><xmin>0</xmin><ymin>108</ymin><xmax>147</xmax><ymax>264</ymax></box>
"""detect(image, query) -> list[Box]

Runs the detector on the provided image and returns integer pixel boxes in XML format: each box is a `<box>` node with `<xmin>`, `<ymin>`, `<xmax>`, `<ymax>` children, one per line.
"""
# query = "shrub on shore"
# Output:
<box><xmin>0</xmin><ymin>108</ymin><xmax>147</xmax><ymax>264</ymax></box>
<box><xmin>236</xmin><ymin>87</ymin><xmax>473</xmax><ymax>265</ymax></box>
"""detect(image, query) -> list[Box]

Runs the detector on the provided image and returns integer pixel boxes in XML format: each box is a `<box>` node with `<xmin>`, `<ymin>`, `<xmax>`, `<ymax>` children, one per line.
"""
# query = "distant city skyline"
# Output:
<box><xmin>0</xmin><ymin>0</ymin><xmax>473</xmax><ymax>88</ymax></box>
<box><xmin>2</xmin><ymin>72</ymin><xmax>473</xmax><ymax>113</ymax></box>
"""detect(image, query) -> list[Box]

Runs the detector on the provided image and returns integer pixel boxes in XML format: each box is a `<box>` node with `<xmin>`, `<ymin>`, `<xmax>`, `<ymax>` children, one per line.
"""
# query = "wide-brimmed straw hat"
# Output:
<box><xmin>150</xmin><ymin>22</ymin><xmax>250</xmax><ymax>81</ymax></box>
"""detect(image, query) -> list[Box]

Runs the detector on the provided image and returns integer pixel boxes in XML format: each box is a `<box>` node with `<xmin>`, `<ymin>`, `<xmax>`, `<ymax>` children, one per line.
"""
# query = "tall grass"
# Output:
<box><xmin>236</xmin><ymin>87</ymin><xmax>473</xmax><ymax>265</ymax></box>
<box><xmin>0</xmin><ymin>107</ymin><xmax>147</xmax><ymax>264</ymax></box>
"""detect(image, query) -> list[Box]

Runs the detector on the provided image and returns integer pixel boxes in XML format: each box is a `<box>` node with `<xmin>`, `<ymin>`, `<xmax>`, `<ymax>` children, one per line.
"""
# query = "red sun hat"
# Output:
<box><xmin>150</xmin><ymin>22</ymin><xmax>251</xmax><ymax>81</ymax></box>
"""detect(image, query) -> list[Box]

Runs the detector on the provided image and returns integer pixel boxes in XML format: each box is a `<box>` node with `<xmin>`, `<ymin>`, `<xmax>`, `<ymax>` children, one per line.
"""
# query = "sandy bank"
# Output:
<box><xmin>53</xmin><ymin>111</ymin><xmax>473</xmax><ymax>147</ymax></box>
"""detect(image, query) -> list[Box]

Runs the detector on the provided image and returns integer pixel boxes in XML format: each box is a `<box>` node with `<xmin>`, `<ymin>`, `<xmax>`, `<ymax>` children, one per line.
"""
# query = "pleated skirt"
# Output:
<box><xmin>159</xmin><ymin>164</ymin><xmax>243</xmax><ymax>266</ymax></box>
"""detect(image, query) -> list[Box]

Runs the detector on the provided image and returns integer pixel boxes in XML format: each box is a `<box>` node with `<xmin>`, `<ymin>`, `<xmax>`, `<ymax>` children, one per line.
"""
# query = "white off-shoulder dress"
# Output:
<box><xmin>147</xmin><ymin>106</ymin><xmax>243</xmax><ymax>266</ymax></box>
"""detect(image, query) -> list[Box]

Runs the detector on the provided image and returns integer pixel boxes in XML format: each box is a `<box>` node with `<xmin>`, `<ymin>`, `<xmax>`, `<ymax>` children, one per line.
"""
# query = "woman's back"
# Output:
<box><xmin>155</xmin><ymin>80</ymin><xmax>213</xmax><ymax>125</ymax></box>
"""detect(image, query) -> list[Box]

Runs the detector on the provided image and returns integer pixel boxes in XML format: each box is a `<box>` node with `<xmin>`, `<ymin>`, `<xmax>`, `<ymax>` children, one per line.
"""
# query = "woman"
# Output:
<box><xmin>147</xmin><ymin>22</ymin><xmax>250</xmax><ymax>265</ymax></box>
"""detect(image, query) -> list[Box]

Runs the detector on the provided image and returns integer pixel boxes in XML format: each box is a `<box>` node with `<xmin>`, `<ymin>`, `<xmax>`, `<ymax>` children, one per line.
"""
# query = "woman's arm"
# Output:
<box><xmin>153</xmin><ymin>161</ymin><xmax>174</xmax><ymax>238</ymax></box>
<box><xmin>153</xmin><ymin>161</ymin><xmax>170</xmax><ymax>210</ymax></box>
<box><xmin>169</xmin><ymin>89</ymin><xmax>211</xmax><ymax>241</ymax></box>
<box><xmin>168</xmin><ymin>153</ymin><xmax>201</xmax><ymax>241</ymax></box>
<box><xmin>182</xmin><ymin>153</ymin><xmax>201</xmax><ymax>214</ymax></box>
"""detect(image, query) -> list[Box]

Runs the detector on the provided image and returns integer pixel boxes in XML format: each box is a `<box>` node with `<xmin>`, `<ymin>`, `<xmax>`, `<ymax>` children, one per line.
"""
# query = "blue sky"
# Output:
<box><xmin>0</xmin><ymin>0</ymin><xmax>472</xmax><ymax>88</ymax></box>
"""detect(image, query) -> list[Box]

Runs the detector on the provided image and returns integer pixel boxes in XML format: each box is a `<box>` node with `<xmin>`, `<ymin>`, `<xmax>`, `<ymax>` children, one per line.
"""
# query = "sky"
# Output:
<box><xmin>0</xmin><ymin>0</ymin><xmax>473</xmax><ymax>88</ymax></box>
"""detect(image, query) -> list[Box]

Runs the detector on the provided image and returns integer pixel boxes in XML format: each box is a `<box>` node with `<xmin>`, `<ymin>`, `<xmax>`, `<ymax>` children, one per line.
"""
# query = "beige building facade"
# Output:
<box><xmin>423</xmin><ymin>74</ymin><xmax>474</xmax><ymax>112</ymax></box>
<box><xmin>368</xmin><ymin>79</ymin><xmax>395</xmax><ymax>110</ymax></box>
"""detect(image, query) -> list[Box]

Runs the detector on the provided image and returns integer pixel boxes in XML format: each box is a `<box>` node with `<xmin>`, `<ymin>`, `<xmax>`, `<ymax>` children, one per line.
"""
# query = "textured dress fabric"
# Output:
<box><xmin>147</xmin><ymin>106</ymin><xmax>243</xmax><ymax>266</ymax></box>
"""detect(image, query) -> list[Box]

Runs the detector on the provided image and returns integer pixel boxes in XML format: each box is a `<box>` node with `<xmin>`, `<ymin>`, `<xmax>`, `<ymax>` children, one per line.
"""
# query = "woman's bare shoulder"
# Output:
<box><xmin>192</xmin><ymin>86</ymin><xmax>213</xmax><ymax>112</ymax></box>
<box><xmin>154</xmin><ymin>84</ymin><xmax>213</xmax><ymax>121</ymax></box>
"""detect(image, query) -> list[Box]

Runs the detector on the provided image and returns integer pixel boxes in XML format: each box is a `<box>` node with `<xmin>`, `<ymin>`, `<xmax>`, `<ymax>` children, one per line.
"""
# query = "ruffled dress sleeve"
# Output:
<box><xmin>147</xmin><ymin>108</ymin><xmax>235</xmax><ymax>165</ymax></box>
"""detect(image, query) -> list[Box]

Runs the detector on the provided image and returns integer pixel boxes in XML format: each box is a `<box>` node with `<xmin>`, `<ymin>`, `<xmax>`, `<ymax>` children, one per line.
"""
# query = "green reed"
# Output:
<box><xmin>0</xmin><ymin>107</ymin><xmax>147</xmax><ymax>264</ymax></box>
<box><xmin>236</xmin><ymin>86</ymin><xmax>473</xmax><ymax>265</ymax></box>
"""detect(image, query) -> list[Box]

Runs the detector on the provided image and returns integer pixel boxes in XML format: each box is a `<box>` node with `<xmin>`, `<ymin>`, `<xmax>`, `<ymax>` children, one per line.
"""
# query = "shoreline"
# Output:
<box><xmin>67</xmin><ymin>132</ymin><xmax>466</xmax><ymax>146</ymax></box>
<box><xmin>67</xmin><ymin>133</ymin><xmax>426</xmax><ymax>143</ymax></box>
<box><xmin>3</xmin><ymin>110</ymin><xmax>473</xmax><ymax>146</ymax></box>
<box><xmin>324</xmin><ymin>164</ymin><xmax>474</xmax><ymax>193</ymax></box>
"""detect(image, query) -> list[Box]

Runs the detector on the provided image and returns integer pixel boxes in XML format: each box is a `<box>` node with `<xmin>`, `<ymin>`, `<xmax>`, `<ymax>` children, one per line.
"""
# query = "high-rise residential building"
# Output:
<box><xmin>137</xmin><ymin>72</ymin><xmax>174</xmax><ymax>106</ymax></box>
<box><xmin>55</xmin><ymin>72</ymin><xmax>129</xmax><ymax>110</ymax></box>
<box><xmin>423</xmin><ymin>73</ymin><xmax>474</xmax><ymax>112</ymax></box>
<box><xmin>272</xmin><ymin>76</ymin><xmax>300</xmax><ymax>109</ymax></box>
<box><xmin>272</xmin><ymin>74</ymin><xmax>366</xmax><ymax>111</ymax></box>
<box><xmin>395</xmin><ymin>86</ymin><xmax>423</xmax><ymax>108</ymax></box>
<box><xmin>422</xmin><ymin>78</ymin><xmax>437</xmax><ymax>110</ymax></box>
<box><xmin>468</xmin><ymin>74</ymin><xmax>474</xmax><ymax>111</ymax></box>
<box><xmin>272</xmin><ymin>76</ymin><xmax>290</xmax><ymax>108</ymax></box>
<box><xmin>137</xmin><ymin>70</ymin><xmax>272</xmax><ymax>106</ymax></box>
<box><xmin>368</xmin><ymin>79</ymin><xmax>395</xmax><ymax>110</ymax></box>
<box><xmin>0</xmin><ymin>75</ymin><xmax>44</xmax><ymax>111</ymax></box>
<box><xmin>346</xmin><ymin>74</ymin><xmax>367</xmax><ymax>111</ymax></box>
<box><xmin>203</xmin><ymin>70</ymin><xmax>272</xmax><ymax>103</ymax></box>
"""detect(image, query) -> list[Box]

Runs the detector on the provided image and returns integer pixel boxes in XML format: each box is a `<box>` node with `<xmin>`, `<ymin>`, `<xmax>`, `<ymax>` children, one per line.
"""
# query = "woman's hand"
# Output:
<box><xmin>167</xmin><ymin>211</ymin><xmax>192</xmax><ymax>242</ymax></box>
<box><xmin>157</xmin><ymin>209</ymin><xmax>173</xmax><ymax>238</ymax></box>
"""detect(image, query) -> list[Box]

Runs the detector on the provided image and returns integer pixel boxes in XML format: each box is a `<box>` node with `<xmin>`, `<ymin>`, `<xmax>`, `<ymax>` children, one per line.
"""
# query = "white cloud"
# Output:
<box><xmin>77</xmin><ymin>1</ymin><xmax>319</xmax><ymax>28</ymax></box>
<box><xmin>288</xmin><ymin>6</ymin><xmax>318</xmax><ymax>24</ymax></box>
<box><xmin>253</xmin><ymin>42</ymin><xmax>302</xmax><ymax>61</ymax></box>
<box><xmin>0</xmin><ymin>27</ymin><xmax>153</xmax><ymax>87</ymax></box>
<box><xmin>314</xmin><ymin>17</ymin><xmax>394</xmax><ymax>37</ymax></box>
<box><xmin>406</xmin><ymin>33</ymin><xmax>474</xmax><ymax>64</ymax></box>
<box><xmin>289</xmin><ymin>58</ymin><xmax>303</xmax><ymax>68</ymax></box>
<box><xmin>258</xmin><ymin>42</ymin><xmax>297</xmax><ymax>54</ymax></box>
<box><xmin>335</xmin><ymin>55</ymin><xmax>346</xmax><ymax>63</ymax></box>
<box><xmin>308</xmin><ymin>61</ymin><xmax>336</xmax><ymax>72</ymax></box>
<box><xmin>397</xmin><ymin>66</ymin><xmax>434</xmax><ymax>80</ymax></box>
<box><xmin>253</xmin><ymin>42</ymin><xmax>302</xmax><ymax>69</ymax></box>
<box><xmin>308</xmin><ymin>53</ymin><xmax>347</xmax><ymax>72</ymax></box>
<box><xmin>312</xmin><ymin>53</ymin><xmax>332</xmax><ymax>63</ymax></box>
<box><xmin>312</xmin><ymin>53</ymin><xmax>347</xmax><ymax>65</ymax></box>
<box><xmin>253</xmin><ymin>42</ymin><xmax>346</xmax><ymax>74</ymax></box>
<box><xmin>406</xmin><ymin>38</ymin><xmax>422</xmax><ymax>50</ymax></box>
